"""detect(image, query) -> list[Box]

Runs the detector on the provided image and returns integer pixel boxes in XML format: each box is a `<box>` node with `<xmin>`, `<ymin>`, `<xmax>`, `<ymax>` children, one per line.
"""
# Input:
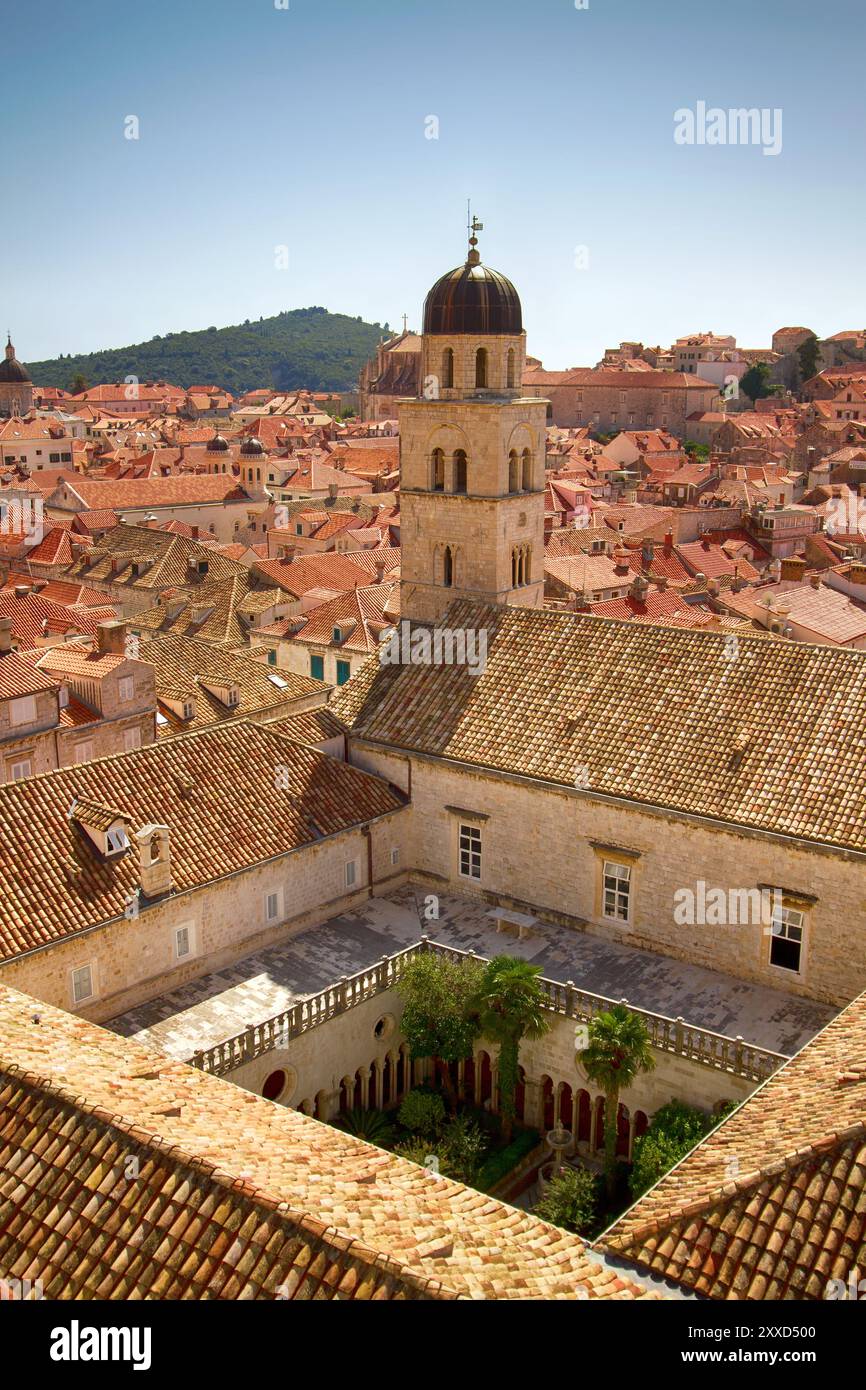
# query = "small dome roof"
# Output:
<box><xmin>423</xmin><ymin>256</ymin><xmax>522</xmax><ymax>336</ymax></box>
<box><xmin>206</xmin><ymin>433</ymin><xmax>229</xmax><ymax>452</ymax></box>
<box><xmin>240</xmin><ymin>437</ymin><xmax>265</xmax><ymax>455</ymax></box>
<box><xmin>0</xmin><ymin>337</ymin><xmax>31</xmax><ymax>384</ymax></box>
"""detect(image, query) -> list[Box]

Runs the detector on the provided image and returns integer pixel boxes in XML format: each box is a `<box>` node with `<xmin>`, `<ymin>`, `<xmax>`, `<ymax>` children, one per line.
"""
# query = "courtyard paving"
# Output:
<box><xmin>108</xmin><ymin>886</ymin><xmax>837</xmax><ymax>1061</ymax></box>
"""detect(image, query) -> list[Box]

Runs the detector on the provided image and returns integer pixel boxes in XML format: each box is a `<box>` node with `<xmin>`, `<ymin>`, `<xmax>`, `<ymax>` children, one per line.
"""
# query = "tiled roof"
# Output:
<box><xmin>291</xmin><ymin>584</ymin><xmax>399</xmax><ymax>654</ymax></box>
<box><xmin>35</xmin><ymin>644</ymin><xmax>126</xmax><ymax>679</ymax></box>
<box><xmin>334</xmin><ymin>600</ymin><xmax>866</xmax><ymax>853</ymax></box>
<box><xmin>268</xmin><ymin>707</ymin><xmax>346</xmax><ymax>746</ymax></box>
<box><xmin>139</xmin><ymin>633</ymin><xmax>323</xmax><ymax>733</ymax></box>
<box><xmin>0</xmin><ymin>721</ymin><xmax>406</xmax><ymax>961</ymax></box>
<box><xmin>253</xmin><ymin>549</ymin><xmax>400</xmax><ymax>598</ymax></box>
<box><xmin>67</xmin><ymin>524</ymin><xmax>248</xmax><ymax>592</ymax></box>
<box><xmin>0</xmin><ymin>591</ymin><xmax>118</xmax><ymax>647</ymax></box>
<box><xmin>0</xmin><ymin>651</ymin><xmax>58</xmax><ymax>701</ymax></box>
<box><xmin>49</xmin><ymin>476</ymin><xmax>247</xmax><ymax>510</ymax></box>
<box><xmin>0</xmin><ymin>985</ymin><xmax>657</xmax><ymax>1300</ymax></box>
<box><xmin>131</xmin><ymin>574</ymin><xmax>286</xmax><ymax>647</ymax></box>
<box><xmin>601</xmin><ymin>988</ymin><xmax>866</xmax><ymax>1299</ymax></box>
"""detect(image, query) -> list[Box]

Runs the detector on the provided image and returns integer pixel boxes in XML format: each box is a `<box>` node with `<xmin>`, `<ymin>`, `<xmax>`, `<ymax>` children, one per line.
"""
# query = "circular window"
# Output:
<box><xmin>373</xmin><ymin>1013</ymin><xmax>395</xmax><ymax>1042</ymax></box>
<box><xmin>262</xmin><ymin>1069</ymin><xmax>287</xmax><ymax>1101</ymax></box>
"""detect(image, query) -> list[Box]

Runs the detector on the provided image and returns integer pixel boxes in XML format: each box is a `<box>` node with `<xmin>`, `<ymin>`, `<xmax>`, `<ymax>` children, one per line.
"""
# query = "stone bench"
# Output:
<box><xmin>488</xmin><ymin>909</ymin><xmax>539</xmax><ymax>941</ymax></box>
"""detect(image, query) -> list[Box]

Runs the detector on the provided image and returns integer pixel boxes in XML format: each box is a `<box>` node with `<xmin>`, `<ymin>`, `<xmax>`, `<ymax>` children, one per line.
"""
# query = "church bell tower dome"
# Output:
<box><xmin>422</xmin><ymin>221</ymin><xmax>522</xmax><ymax>336</ymax></box>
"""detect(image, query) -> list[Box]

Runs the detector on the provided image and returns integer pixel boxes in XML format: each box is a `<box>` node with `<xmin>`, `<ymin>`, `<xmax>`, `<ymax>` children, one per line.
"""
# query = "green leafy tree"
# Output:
<box><xmin>739</xmin><ymin>361</ymin><xmax>773</xmax><ymax>402</ymax></box>
<box><xmin>683</xmin><ymin>440</ymin><xmax>709</xmax><ymax>461</ymax></box>
<box><xmin>534</xmin><ymin>1166</ymin><xmax>599</xmax><ymax>1235</ymax></box>
<box><xmin>469</xmin><ymin>956</ymin><xmax>550</xmax><ymax>1142</ymax></box>
<box><xmin>69</xmin><ymin>372</ymin><xmax>88</xmax><ymax>394</ymax></box>
<box><xmin>439</xmin><ymin>1114</ymin><xmax>487</xmax><ymax>1186</ymax></box>
<box><xmin>397</xmin><ymin>954</ymin><xmax>483</xmax><ymax>1107</ymax></box>
<box><xmin>797</xmin><ymin>334</ymin><xmax>821</xmax><ymax>384</ymax></box>
<box><xmin>580</xmin><ymin>1005</ymin><xmax>656</xmax><ymax>1198</ymax></box>
<box><xmin>398</xmin><ymin>1089</ymin><xmax>445</xmax><ymax>1138</ymax></box>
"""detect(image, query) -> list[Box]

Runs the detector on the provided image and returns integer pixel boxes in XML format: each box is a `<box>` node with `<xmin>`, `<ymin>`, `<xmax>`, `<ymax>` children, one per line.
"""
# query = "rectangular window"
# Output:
<box><xmin>7</xmin><ymin>757</ymin><xmax>32</xmax><ymax>781</ymax></box>
<box><xmin>123</xmin><ymin>727</ymin><xmax>141</xmax><ymax>751</ymax></box>
<box><xmin>118</xmin><ymin>675</ymin><xmax>135</xmax><ymax>702</ymax></box>
<box><xmin>459</xmin><ymin>824</ymin><xmax>482</xmax><ymax>880</ymax></box>
<box><xmin>603</xmin><ymin>860</ymin><xmax>631</xmax><ymax>922</ymax></box>
<box><xmin>175</xmin><ymin>925</ymin><xmax>193</xmax><ymax>959</ymax></box>
<box><xmin>267</xmin><ymin>649</ymin><xmax>277</xmax><ymax>666</ymax></box>
<box><xmin>769</xmin><ymin>906</ymin><xmax>804</xmax><ymax>973</ymax></box>
<box><xmin>345</xmin><ymin>860</ymin><xmax>357</xmax><ymax>888</ymax></box>
<box><xmin>265</xmin><ymin>891</ymin><xmax>281</xmax><ymax>923</ymax></box>
<box><xmin>9</xmin><ymin>695</ymin><xmax>37</xmax><ymax>726</ymax></box>
<box><xmin>74</xmin><ymin>741</ymin><xmax>94</xmax><ymax>764</ymax></box>
<box><xmin>391</xmin><ymin>847</ymin><xmax>400</xmax><ymax>866</ymax></box>
<box><xmin>336</xmin><ymin>659</ymin><xmax>351</xmax><ymax>686</ymax></box>
<box><xmin>71</xmin><ymin>964</ymin><xmax>94</xmax><ymax>1005</ymax></box>
<box><xmin>310</xmin><ymin>654</ymin><xmax>325</xmax><ymax>681</ymax></box>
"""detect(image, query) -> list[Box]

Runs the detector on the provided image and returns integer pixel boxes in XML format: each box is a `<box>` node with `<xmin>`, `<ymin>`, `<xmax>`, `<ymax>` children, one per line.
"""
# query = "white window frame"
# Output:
<box><xmin>265</xmin><ymin>889</ymin><xmax>283</xmax><ymax>924</ymax></box>
<box><xmin>71</xmin><ymin>963</ymin><xmax>95</xmax><ymax>1005</ymax></box>
<box><xmin>459</xmin><ymin>823</ymin><xmax>482</xmax><ymax>881</ymax></box>
<box><xmin>602</xmin><ymin>860</ymin><xmax>631</xmax><ymax>923</ymax></box>
<box><xmin>345</xmin><ymin>859</ymin><xmax>358</xmax><ymax>889</ymax></box>
<box><xmin>118</xmin><ymin>675</ymin><xmax>135</xmax><ymax>702</ymax></box>
<box><xmin>9</xmin><ymin>695</ymin><xmax>37</xmax><ymax>726</ymax></box>
<box><xmin>174</xmin><ymin>922</ymin><xmax>196</xmax><ymax>960</ymax></box>
<box><xmin>7</xmin><ymin>756</ymin><xmax>32</xmax><ymax>781</ymax></box>
<box><xmin>768</xmin><ymin>905</ymin><xmax>805</xmax><ymax>975</ymax></box>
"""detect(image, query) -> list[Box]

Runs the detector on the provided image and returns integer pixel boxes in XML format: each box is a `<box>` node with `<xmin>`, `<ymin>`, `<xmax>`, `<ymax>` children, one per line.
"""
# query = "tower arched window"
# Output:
<box><xmin>442</xmin><ymin>348</ymin><xmax>454</xmax><ymax>389</ymax></box>
<box><xmin>508</xmin><ymin>450</ymin><xmax>520</xmax><ymax>493</ymax></box>
<box><xmin>431</xmin><ymin>448</ymin><xmax>445</xmax><ymax>491</ymax></box>
<box><xmin>523</xmin><ymin>545</ymin><xmax>531</xmax><ymax>585</ymax></box>
<box><xmin>511</xmin><ymin>547</ymin><xmax>519</xmax><ymax>587</ymax></box>
<box><xmin>453</xmin><ymin>449</ymin><xmax>467</xmax><ymax>494</ymax></box>
<box><xmin>475</xmin><ymin>347</ymin><xmax>488</xmax><ymax>389</ymax></box>
<box><xmin>506</xmin><ymin>348</ymin><xmax>515</xmax><ymax>389</ymax></box>
<box><xmin>521</xmin><ymin>448</ymin><xmax>532</xmax><ymax>491</ymax></box>
<box><xmin>443</xmin><ymin>545</ymin><xmax>454</xmax><ymax>587</ymax></box>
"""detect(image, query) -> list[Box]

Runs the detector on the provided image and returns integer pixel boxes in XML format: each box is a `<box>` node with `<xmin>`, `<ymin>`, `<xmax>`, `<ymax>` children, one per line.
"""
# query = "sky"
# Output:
<box><xmin>3</xmin><ymin>0</ymin><xmax>865</xmax><ymax>372</ymax></box>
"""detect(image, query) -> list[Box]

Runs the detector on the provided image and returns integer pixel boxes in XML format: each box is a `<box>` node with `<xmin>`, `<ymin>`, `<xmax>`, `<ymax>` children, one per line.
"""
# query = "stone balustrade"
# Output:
<box><xmin>188</xmin><ymin>937</ymin><xmax>788</xmax><ymax>1083</ymax></box>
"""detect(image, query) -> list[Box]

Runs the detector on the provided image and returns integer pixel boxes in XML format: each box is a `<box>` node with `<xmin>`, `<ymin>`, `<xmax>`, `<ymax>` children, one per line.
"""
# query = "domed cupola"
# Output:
<box><xmin>240</xmin><ymin>436</ymin><xmax>265</xmax><ymax>456</ymax></box>
<box><xmin>0</xmin><ymin>336</ymin><xmax>32</xmax><ymax>385</ymax></box>
<box><xmin>422</xmin><ymin>224</ymin><xmax>522</xmax><ymax>336</ymax></box>
<box><xmin>206</xmin><ymin>432</ymin><xmax>229</xmax><ymax>453</ymax></box>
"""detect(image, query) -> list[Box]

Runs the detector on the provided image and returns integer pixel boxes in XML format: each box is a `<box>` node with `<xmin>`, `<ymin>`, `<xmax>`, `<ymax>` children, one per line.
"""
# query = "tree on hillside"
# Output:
<box><xmin>69</xmin><ymin>372</ymin><xmax>88</xmax><ymax>394</ymax></box>
<box><xmin>580</xmin><ymin>1005</ymin><xmax>655</xmax><ymax>1198</ymax></box>
<box><xmin>469</xmin><ymin>956</ymin><xmax>549</xmax><ymax>1141</ymax></box>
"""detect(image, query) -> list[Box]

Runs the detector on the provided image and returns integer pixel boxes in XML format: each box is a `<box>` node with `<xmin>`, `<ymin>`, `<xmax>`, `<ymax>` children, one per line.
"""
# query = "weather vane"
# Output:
<box><xmin>466</xmin><ymin>201</ymin><xmax>483</xmax><ymax>260</ymax></box>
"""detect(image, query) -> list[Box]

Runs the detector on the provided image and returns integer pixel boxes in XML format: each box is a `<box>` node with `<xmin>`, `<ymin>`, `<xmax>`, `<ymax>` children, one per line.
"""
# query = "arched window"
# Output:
<box><xmin>453</xmin><ymin>449</ymin><xmax>467</xmax><ymax>493</ymax></box>
<box><xmin>523</xmin><ymin>545</ymin><xmax>531</xmax><ymax>585</ymax></box>
<box><xmin>521</xmin><ymin>448</ymin><xmax>532</xmax><ymax>491</ymax></box>
<box><xmin>475</xmin><ymin>347</ymin><xmax>488</xmax><ymax>389</ymax></box>
<box><xmin>506</xmin><ymin>347</ymin><xmax>515</xmax><ymax>389</ymax></box>
<box><xmin>508</xmin><ymin>450</ymin><xmax>520</xmax><ymax>493</ymax></box>
<box><xmin>511</xmin><ymin>548</ymin><xmax>519</xmax><ymax>587</ymax></box>
<box><xmin>442</xmin><ymin>348</ymin><xmax>454</xmax><ymax>389</ymax></box>
<box><xmin>431</xmin><ymin>447</ymin><xmax>445</xmax><ymax>491</ymax></box>
<box><xmin>443</xmin><ymin>545</ymin><xmax>454</xmax><ymax>587</ymax></box>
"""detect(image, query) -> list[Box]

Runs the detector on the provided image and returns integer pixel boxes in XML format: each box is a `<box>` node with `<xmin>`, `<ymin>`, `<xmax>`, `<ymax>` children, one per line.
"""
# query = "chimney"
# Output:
<box><xmin>374</xmin><ymin>560</ymin><xmax>386</xmax><ymax>584</ymax></box>
<box><xmin>613</xmin><ymin>546</ymin><xmax>630</xmax><ymax>576</ymax></box>
<box><xmin>663</xmin><ymin>530</ymin><xmax>674</xmax><ymax>556</ymax></box>
<box><xmin>707</xmin><ymin>577</ymin><xmax>721</xmax><ymax>596</ymax></box>
<box><xmin>641</xmin><ymin>539</ymin><xmax>653</xmax><ymax>570</ymax></box>
<box><xmin>328</xmin><ymin>482</ymin><xmax>339</xmax><ymax>499</ymax></box>
<box><xmin>97</xmin><ymin>619</ymin><xmax>128</xmax><ymax>655</ymax></box>
<box><xmin>135</xmin><ymin>824</ymin><xmax>172</xmax><ymax>898</ymax></box>
<box><xmin>810</xmin><ymin>572</ymin><xmax>822</xmax><ymax>590</ymax></box>
<box><xmin>780</xmin><ymin>556</ymin><xmax>805</xmax><ymax>582</ymax></box>
<box><xmin>13</xmin><ymin>584</ymin><xmax>29</xmax><ymax>599</ymax></box>
<box><xmin>0</xmin><ymin>616</ymin><xmax>12</xmax><ymax>655</ymax></box>
<box><xmin>630</xmin><ymin>575</ymin><xmax>649</xmax><ymax>602</ymax></box>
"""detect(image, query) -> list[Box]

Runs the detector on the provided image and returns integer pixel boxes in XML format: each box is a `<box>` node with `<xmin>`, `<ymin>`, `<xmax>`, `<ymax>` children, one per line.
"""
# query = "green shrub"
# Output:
<box><xmin>476</xmin><ymin>1127</ymin><xmax>540</xmax><ymax>1192</ymax></box>
<box><xmin>394</xmin><ymin>1137</ymin><xmax>440</xmax><ymax>1170</ymax></box>
<box><xmin>534</xmin><ymin>1166</ymin><xmax>599</xmax><ymax>1235</ymax></box>
<box><xmin>439</xmin><ymin>1114</ymin><xmax>488</xmax><ymax>1186</ymax></box>
<box><xmin>629</xmin><ymin>1100</ymin><xmax>725</xmax><ymax>1198</ymax></box>
<box><xmin>336</xmin><ymin>1107</ymin><xmax>394</xmax><ymax>1147</ymax></box>
<box><xmin>398</xmin><ymin>1089</ymin><xmax>446</xmax><ymax>1138</ymax></box>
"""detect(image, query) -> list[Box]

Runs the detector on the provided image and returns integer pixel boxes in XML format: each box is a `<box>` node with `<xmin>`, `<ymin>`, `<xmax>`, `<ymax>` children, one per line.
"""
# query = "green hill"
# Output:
<box><xmin>27</xmin><ymin>307</ymin><xmax>388</xmax><ymax>396</ymax></box>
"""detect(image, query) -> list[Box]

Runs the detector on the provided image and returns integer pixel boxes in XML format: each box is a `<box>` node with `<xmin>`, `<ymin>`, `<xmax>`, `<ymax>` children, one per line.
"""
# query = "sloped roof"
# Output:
<box><xmin>601</xmin><ymin>988</ymin><xmax>866</xmax><ymax>1300</ymax></box>
<box><xmin>0</xmin><ymin>985</ymin><xmax>657</xmax><ymax>1301</ymax></box>
<box><xmin>333</xmin><ymin>599</ymin><xmax>866</xmax><ymax>853</ymax></box>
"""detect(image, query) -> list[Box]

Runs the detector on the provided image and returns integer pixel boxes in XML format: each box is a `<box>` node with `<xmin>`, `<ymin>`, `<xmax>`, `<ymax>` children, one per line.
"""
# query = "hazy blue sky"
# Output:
<box><xmin>3</xmin><ymin>0</ymin><xmax>864</xmax><ymax>370</ymax></box>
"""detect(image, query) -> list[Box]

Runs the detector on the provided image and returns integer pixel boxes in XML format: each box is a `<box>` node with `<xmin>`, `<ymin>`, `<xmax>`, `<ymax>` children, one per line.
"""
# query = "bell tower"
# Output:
<box><xmin>398</xmin><ymin>221</ymin><xmax>548</xmax><ymax>625</ymax></box>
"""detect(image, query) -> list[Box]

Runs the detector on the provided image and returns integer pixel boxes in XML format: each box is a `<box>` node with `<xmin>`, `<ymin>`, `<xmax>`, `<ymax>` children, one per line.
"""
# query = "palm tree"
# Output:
<box><xmin>580</xmin><ymin>1005</ymin><xmax>655</xmax><ymax>1198</ymax></box>
<box><xmin>470</xmin><ymin>955</ymin><xmax>549</xmax><ymax>1142</ymax></box>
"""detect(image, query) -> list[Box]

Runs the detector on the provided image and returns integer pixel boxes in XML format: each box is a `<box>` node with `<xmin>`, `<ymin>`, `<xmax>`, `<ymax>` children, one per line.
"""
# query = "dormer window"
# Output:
<box><xmin>333</xmin><ymin>626</ymin><xmax>342</xmax><ymax>643</ymax></box>
<box><xmin>106</xmin><ymin>826</ymin><xmax>130</xmax><ymax>855</ymax></box>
